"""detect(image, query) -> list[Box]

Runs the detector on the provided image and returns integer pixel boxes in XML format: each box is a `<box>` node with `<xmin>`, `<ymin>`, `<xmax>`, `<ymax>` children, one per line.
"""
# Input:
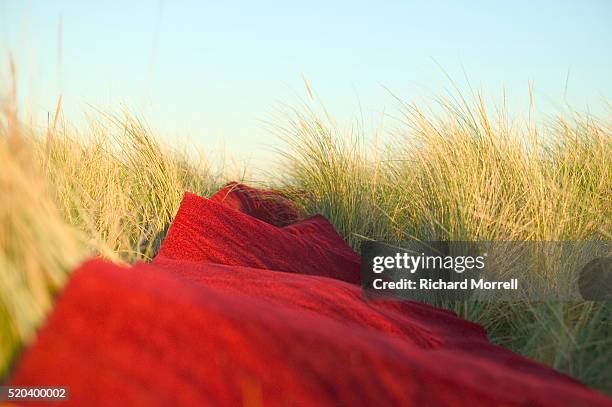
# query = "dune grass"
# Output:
<box><xmin>0</xmin><ymin>90</ymin><xmax>610</xmax><ymax>393</ymax></box>
<box><xmin>0</xmin><ymin>112</ymin><xmax>218</xmax><ymax>378</ymax></box>
<box><xmin>274</xmin><ymin>93</ymin><xmax>611</xmax><ymax>392</ymax></box>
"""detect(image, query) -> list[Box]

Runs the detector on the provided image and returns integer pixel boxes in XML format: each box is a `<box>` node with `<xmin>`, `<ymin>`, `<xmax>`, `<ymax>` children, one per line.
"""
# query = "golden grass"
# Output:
<box><xmin>0</xmin><ymin>132</ymin><xmax>82</xmax><ymax>377</ymax></box>
<box><xmin>0</xmin><ymin>111</ymin><xmax>217</xmax><ymax>378</ymax></box>
<box><xmin>0</xmin><ymin>88</ymin><xmax>610</xmax><ymax>392</ymax></box>
<box><xmin>274</xmin><ymin>93</ymin><xmax>611</xmax><ymax>392</ymax></box>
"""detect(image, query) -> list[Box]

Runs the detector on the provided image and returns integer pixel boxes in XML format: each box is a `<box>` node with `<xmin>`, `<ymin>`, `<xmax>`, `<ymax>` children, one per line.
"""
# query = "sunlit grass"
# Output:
<box><xmin>0</xmin><ymin>112</ymin><xmax>218</xmax><ymax>378</ymax></box>
<box><xmin>274</xmin><ymin>92</ymin><xmax>611</xmax><ymax>392</ymax></box>
<box><xmin>1</xmin><ymin>88</ymin><xmax>610</xmax><ymax>393</ymax></box>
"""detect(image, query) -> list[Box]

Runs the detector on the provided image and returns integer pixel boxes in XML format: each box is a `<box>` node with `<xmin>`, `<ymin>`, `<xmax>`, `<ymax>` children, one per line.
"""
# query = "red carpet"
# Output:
<box><xmin>9</xmin><ymin>184</ymin><xmax>612</xmax><ymax>406</ymax></box>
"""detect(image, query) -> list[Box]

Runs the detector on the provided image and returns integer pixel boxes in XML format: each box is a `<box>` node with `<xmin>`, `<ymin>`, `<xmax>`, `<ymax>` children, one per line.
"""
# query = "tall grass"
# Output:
<box><xmin>275</xmin><ymin>93</ymin><xmax>611</xmax><ymax>392</ymax></box>
<box><xmin>0</xmin><ymin>88</ymin><xmax>610</xmax><ymax>393</ymax></box>
<box><xmin>0</xmin><ymin>111</ymin><xmax>218</xmax><ymax>378</ymax></box>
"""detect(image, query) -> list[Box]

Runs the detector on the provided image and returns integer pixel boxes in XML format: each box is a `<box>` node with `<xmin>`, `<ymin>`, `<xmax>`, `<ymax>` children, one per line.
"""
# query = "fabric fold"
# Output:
<box><xmin>9</xmin><ymin>185</ymin><xmax>611</xmax><ymax>406</ymax></box>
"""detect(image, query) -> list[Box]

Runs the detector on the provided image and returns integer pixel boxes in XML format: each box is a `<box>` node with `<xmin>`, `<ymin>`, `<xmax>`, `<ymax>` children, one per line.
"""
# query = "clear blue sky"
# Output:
<box><xmin>1</xmin><ymin>0</ymin><xmax>611</xmax><ymax>168</ymax></box>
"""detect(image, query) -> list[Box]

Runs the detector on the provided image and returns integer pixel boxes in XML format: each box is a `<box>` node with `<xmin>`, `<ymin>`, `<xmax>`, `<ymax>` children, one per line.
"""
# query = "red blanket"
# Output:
<box><xmin>9</xmin><ymin>184</ymin><xmax>611</xmax><ymax>406</ymax></box>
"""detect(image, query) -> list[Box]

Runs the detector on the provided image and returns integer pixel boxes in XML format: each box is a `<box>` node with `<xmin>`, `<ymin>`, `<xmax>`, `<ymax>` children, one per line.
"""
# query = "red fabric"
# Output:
<box><xmin>9</xmin><ymin>187</ymin><xmax>612</xmax><ymax>406</ymax></box>
<box><xmin>155</xmin><ymin>191</ymin><xmax>360</xmax><ymax>284</ymax></box>
<box><xmin>210</xmin><ymin>182</ymin><xmax>300</xmax><ymax>227</ymax></box>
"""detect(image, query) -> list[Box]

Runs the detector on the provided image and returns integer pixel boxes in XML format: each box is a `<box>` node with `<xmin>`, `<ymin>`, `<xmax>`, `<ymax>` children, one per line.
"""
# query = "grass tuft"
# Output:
<box><xmin>0</xmin><ymin>111</ymin><xmax>218</xmax><ymax>378</ymax></box>
<box><xmin>275</xmin><ymin>93</ymin><xmax>611</xmax><ymax>392</ymax></box>
<box><xmin>1</xmin><ymin>89</ymin><xmax>610</xmax><ymax>393</ymax></box>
